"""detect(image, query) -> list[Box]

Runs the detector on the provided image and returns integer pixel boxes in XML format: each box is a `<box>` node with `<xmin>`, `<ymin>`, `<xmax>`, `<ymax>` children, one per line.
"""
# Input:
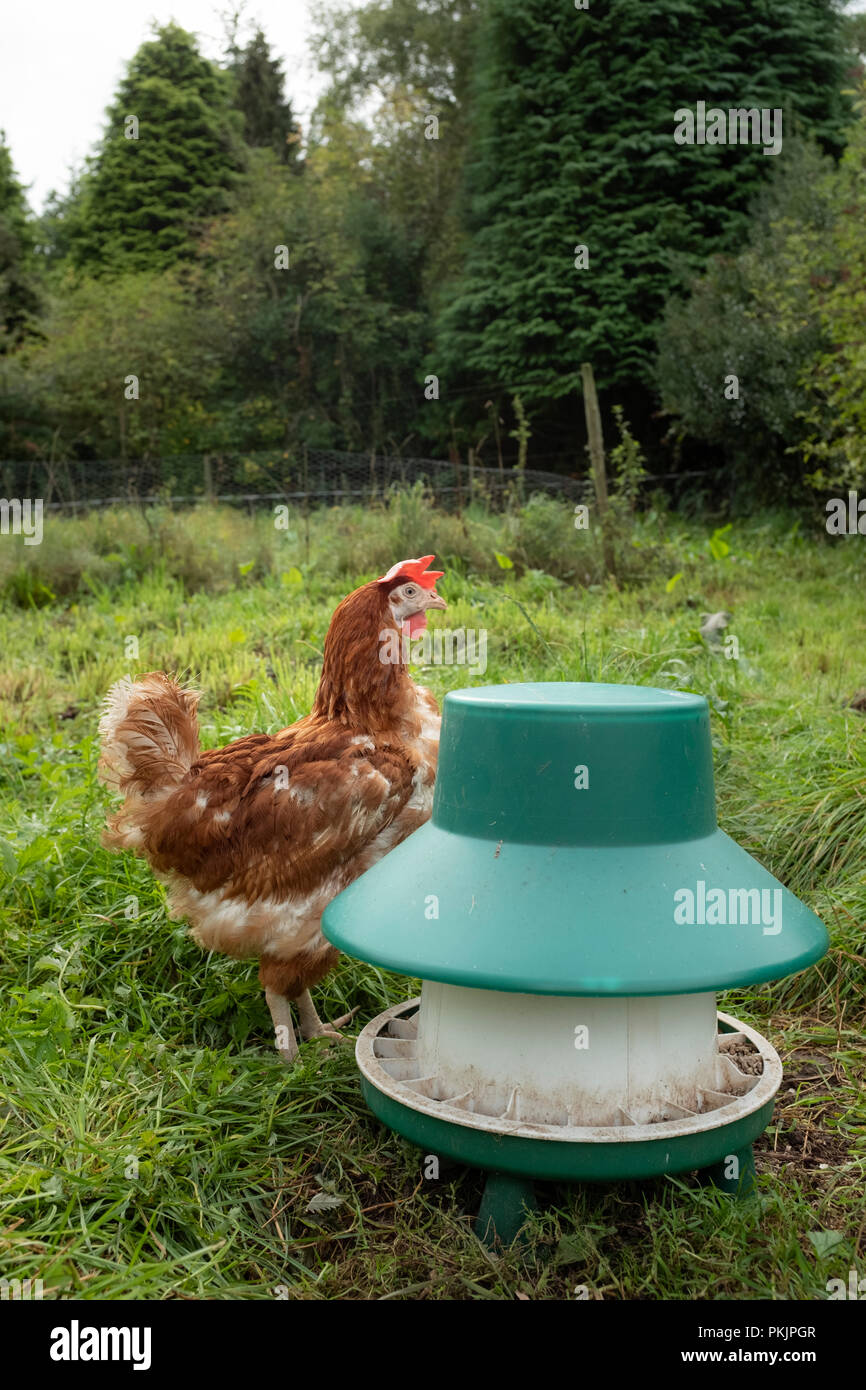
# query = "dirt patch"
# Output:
<box><xmin>780</xmin><ymin>1049</ymin><xmax>842</xmax><ymax>1089</ymax></box>
<box><xmin>757</xmin><ymin>1044</ymin><xmax>855</xmax><ymax>1175</ymax></box>
<box><xmin>757</xmin><ymin>1123</ymin><xmax>851</xmax><ymax>1170</ymax></box>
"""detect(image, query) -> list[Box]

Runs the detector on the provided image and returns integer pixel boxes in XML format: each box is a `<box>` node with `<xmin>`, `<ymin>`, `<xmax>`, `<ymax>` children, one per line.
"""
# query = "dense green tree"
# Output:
<box><xmin>311</xmin><ymin>0</ymin><xmax>479</xmax><ymax>321</ymax></box>
<box><xmin>433</xmin><ymin>0</ymin><xmax>849</xmax><ymax>426</ymax></box>
<box><xmin>656</xmin><ymin>85</ymin><xmax>866</xmax><ymax>497</ymax></box>
<box><xmin>792</xmin><ymin>91</ymin><xmax>866</xmax><ymax>491</ymax></box>
<box><xmin>654</xmin><ymin>138</ymin><xmax>837</xmax><ymax>493</ymax></box>
<box><xmin>32</xmin><ymin>177</ymin><xmax>84</xmax><ymax>268</ymax></box>
<box><xmin>2</xmin><ymin>129</ymin><xmax>432</xmax><ymax>462</ymax></box>
<box><xmin>0</xmin><ymin>135</ymin><xmax>41</xmax><ymax>351</ymax></box>
<box><xmin>190</xmin><ymin>136</ymin><xmax>428</xmax><ymax>453</ymax></box>
<box><xmin>226</xmin><ymin>25</ymin><xmax>303</xmax><ymax>167</ymax></box>
<box><xmin>67</xmin><ymin>22</ymin><xmax>246</xmax><ymax>274</ymax></box>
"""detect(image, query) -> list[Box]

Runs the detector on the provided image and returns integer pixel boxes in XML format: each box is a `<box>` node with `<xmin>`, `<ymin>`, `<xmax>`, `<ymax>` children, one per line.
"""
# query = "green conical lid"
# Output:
<box><xmin>322</xmin><ymin>683</ymin><xmax>828</xmax><ymax>995</ymax></box>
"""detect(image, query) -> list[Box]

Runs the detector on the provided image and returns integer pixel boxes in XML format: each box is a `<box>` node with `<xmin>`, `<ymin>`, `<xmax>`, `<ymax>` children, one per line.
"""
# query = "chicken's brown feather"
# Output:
<box><xmin>140</xmin><ymin>730</ymin><xmax>416</xmax><ymax>901</ymax></box>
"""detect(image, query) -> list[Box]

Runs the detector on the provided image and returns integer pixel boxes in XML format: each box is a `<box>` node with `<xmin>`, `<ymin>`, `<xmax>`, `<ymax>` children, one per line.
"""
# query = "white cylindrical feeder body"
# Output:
<box><xmin>414</xmin><ymin>982</ymin><xmax>724</xmax><ymax>1126</ymax></box>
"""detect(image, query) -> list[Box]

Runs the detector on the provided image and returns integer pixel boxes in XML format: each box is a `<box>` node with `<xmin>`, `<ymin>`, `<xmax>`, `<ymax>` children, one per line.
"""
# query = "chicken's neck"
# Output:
<box><xmin>311</xmin><ymin>584</ymin><xmax>417</xmax><ymax>734</ymax></box>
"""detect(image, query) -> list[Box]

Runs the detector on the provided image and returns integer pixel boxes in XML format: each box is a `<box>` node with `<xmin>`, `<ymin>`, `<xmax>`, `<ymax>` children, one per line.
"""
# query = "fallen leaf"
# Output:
<box><xmin>305</xmin><ymin>1192</ymin><xmax>345</xmax><ymax>1214</ymax></box>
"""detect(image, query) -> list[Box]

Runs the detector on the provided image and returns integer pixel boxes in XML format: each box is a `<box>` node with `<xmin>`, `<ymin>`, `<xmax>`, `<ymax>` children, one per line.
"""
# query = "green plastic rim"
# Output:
<box><xmin>361</xmin><ymin>1079</ymin><xmax>776</xmax><ymax>1182</ymax></box>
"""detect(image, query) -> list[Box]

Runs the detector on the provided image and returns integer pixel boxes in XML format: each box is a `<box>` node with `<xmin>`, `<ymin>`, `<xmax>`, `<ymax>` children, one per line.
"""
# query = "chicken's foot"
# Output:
<box><xmin>295</xmin><ymin>989</ymin><xmax>360</xmax><ymax>1042</ymax></box>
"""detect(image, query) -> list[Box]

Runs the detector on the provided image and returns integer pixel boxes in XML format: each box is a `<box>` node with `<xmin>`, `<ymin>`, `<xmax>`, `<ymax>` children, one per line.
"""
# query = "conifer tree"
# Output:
<box><xmin>69</xmin><ymin>22</ymin><xmax>245</xmax><ymax>273</ymax></box>
<box><xmin>434</xmin><ymin>0</ymin><xmax>848</xmax><ymax>404</ymax></box>
<box><xmin>227</xmin><ymin>26</ymin><xmax>303</xmax><ymax>167</ymax></box>
<box><xmin>0</xmin><ymin>135</ymin><xmax>40</xmax><ymax>350</ymax></box>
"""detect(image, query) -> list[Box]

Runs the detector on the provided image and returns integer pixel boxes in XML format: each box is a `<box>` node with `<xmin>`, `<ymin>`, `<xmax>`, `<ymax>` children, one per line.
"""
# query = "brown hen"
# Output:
<box><xmin>98</xmin><ymin>557</ymin><xmax>446</xmax><ymax>1061</ymax></box>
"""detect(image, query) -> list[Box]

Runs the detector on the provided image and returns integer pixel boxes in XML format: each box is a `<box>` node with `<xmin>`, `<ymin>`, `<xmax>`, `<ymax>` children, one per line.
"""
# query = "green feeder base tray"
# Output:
<box><xmin>357</xmin><ymin>1000</ymin><xmax>780</xmax><ymax>1245</ymax></box>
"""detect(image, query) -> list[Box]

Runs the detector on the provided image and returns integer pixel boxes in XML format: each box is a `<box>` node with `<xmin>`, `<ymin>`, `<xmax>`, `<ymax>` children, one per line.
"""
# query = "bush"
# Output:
<box><xmin>0</xmin><ymin>506</ymin><xmax>282</xmax><ymax>605</ymax></box>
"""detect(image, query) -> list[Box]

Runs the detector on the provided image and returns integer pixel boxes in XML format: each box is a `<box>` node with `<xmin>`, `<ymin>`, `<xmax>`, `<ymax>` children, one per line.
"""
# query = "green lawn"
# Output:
<box><xmin>0</xmin><ymin>497</ymin><xmax>864</xmax><ymax>1299</ymax></box>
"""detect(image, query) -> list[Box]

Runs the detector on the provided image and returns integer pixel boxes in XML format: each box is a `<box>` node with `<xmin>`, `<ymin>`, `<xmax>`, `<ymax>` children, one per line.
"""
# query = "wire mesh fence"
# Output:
<box><xmin>0</xmin><ymin>449</ymin><xmax>592</xmax><ymax>513</ymax></box>
<box><xmin>0</xmin><ymin>449</ymin><xmax>714</xmax><ymax>518</ymax></box>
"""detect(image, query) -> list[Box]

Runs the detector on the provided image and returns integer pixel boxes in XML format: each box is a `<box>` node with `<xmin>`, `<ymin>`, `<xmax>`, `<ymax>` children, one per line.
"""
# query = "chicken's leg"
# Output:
<box><xmin>295</xmin><ymin>989</ymin><xmax>359</xmax><ymax>1042</ymax></box>
<box><xmin>265</xmin><ymin>988</ymin><xmax>299</xmax><ymax>1064</ymax></box>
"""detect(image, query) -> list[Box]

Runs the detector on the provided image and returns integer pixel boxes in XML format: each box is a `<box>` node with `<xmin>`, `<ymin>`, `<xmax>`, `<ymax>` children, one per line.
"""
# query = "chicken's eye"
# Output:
<box><xmin>402</xmin><ymin>585</ymin><xmax>417</xmax><ymax>597</ymax></box>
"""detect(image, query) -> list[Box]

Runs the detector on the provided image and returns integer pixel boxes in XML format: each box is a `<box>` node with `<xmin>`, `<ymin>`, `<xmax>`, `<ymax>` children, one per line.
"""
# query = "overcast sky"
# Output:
<box><xmin>3</xmin><ymin>0</ymin><xmax>866</xmax><ymax>214</ymax></box>
<box><xmin>1</xmin><ymin>0</ymin><xmax>325</xmax><ymax>213</ymax></box>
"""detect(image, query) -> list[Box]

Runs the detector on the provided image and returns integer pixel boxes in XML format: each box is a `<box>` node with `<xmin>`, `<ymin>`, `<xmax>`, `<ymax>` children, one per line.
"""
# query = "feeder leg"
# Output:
<box><xmin>475</xmin><ymin>1172</ymin><xmax>537</xmax><ymax>1247</ymax></box>
<box><xmin>702</xmin><ymin>1144</ymin><xmax>757</xmax><ymax>1198</ymax></box>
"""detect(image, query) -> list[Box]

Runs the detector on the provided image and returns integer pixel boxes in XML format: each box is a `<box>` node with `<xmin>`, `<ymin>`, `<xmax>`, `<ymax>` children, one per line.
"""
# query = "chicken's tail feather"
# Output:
<box><xmin>98</xmin><ymin>672</ymin><xmax>201</xmax><ymax>807</ymax></box>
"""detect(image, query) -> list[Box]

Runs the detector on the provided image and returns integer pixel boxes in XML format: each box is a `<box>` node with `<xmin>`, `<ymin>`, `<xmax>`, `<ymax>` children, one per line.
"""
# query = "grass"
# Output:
<box><xmin>0</xmin><ymin>494</ymin><xmax>864</xmax><ymax>1300</ymax></box>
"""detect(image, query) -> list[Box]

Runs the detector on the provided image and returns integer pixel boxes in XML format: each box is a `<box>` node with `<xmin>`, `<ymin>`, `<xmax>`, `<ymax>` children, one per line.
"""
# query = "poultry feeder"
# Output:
<box><xmin>322</xmin><ymin>683</ymin><xmax>828</xmax><ymax>1243</ymax></box>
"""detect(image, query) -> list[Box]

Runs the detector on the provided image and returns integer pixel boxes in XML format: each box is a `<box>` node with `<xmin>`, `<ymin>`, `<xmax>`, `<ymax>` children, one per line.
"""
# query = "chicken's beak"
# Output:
<box><xmin>424</xmin><ymin>590</ymin><xmax>447</xmax><ymax>612</ymax></box>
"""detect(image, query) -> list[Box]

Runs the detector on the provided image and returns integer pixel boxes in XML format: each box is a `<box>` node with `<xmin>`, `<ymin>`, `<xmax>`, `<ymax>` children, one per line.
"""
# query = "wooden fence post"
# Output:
<box><xmin>580</xmin><ymin>362</ymin><xmax>615</xmax><ymax>579</ymax></box>
<box><xmin>203</xmin><ymin>455</ymin><xmax>215</xmax><ymax>503</ymax></box>
<box><xmin>302</xmin><ymin>444</ymin><xmax>310</xmax><ymax>564</ymax></box>
<box><xmin>449</xmin><ymin>413</ymin><xmax>463</xmax><ymax>510</ymax></box>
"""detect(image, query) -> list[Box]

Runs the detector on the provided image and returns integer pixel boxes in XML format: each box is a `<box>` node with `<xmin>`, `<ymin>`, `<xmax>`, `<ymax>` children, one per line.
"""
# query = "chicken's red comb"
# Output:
<box><xmin>376</xmin><ymin>555</ymin><xmax>444</xmax><ymax>589</ymax></box>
